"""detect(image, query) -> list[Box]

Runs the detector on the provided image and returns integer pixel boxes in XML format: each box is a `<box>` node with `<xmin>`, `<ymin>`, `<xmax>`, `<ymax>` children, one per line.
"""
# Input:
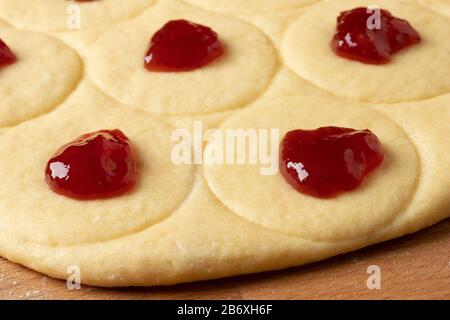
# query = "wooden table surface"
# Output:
<box><xmin>0</xmin><ymin>219</ymin><xmax>449</xmax><ymax>300</ymax></box>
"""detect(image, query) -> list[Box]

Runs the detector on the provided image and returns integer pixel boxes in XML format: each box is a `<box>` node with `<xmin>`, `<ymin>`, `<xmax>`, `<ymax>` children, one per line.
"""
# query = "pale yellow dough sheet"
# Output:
<box><xmin>282</xmin><ymin>0</ymin><xmax>450</xmax><ymax>103</ymax></box>
<box><xmin>403</xmin><ymin>0</ymin><xmax>450</xmax><ymax>17</ymax></box>
<box><xmin>0</xmin><ymin>0</ymin><xmax>448</xmax><ymax>287</ymax></box>
<box><xmin>0</xmin><ymin>0</ymin><xmax>154</xmax><ymax>31</ymax></box>
<box><xmin>0</xmin><ymin>18</ymin><xmax>8</xmax><ymax>27</ymax></box>
<box><xmin>0</xmin><ymin>28</ymin><xmax>81</xmax><ymax>128</ymax></box>
<box><xmin>84</xmin><ymin>0</ymin><xmax>277</xmax><ymax>116</ymax></box>
<box><xmin>184</xmin><ymin>0</ymin><xmax>319</xmax><ymax>13</ymax></box>
<box><xmin>0</xmin><ymin>82</ymin><xmax>195</xmax><ymax>246</ymax></box>
<box><xmin>204</xmin><ymin>96</ymin><xmax>420</xmax><ymax>242</ymax></box>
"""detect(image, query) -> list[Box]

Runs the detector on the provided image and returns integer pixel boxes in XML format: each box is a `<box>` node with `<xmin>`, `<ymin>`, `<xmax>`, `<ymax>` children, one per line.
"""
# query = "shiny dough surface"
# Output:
<box><xmin>0</xmin><ymin>0</ymin><xmax>448</xmax><ymax>287</ymax></box>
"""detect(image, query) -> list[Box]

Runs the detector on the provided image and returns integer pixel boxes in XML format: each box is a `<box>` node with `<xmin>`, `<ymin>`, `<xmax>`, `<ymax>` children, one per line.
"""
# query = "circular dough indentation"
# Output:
<box><xmin>0</xmin><ymin>0</ymin><xmax>154</xmax><ymax>31</ymax></box>
<box><xmin>184</xmin><ymin>0</ymin><xmax>318</xmax><ymax>13</ymax></box>
<box><xmin>204</xmin><ymin>96</ymin><xmax>419</xmax><ymax>241</ymax></box>
<box><xmin>0</xmin><ymin>83</ymin><xmax>195</xmax><ymax>245</ymax></box>
<box><xmin>0</xmin><ymin>28</ymin><xmax>81</xmax><ymax>128</ymax></box>
<box><xmin>86</xmin><ymin>4</ymin><xmax>277</xmax><ymax>116</ymax></box>
<box><xmin>282</xmin><ymin>0</ymin><xmax>450</xmax><ymax>103</ymax></box>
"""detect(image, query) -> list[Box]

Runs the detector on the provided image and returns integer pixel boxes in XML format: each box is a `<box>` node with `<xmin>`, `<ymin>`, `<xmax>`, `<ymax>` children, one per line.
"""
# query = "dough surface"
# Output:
<box><xmin>184</xmin><ymin>0</ymin><xmax>318</xmax><ymax>13</ymax></box>
<box><xmin>85</xmin><ymin>1</ymin><xmax>277</xmax><ymax>116</ymax></box>
<box><xmin>204</xmin><ymin>96</ymin><xmax>419</xmax><ymax>241</ymax></box>
<box><xmin>282</xmin><ymin>0</ymin><xmax>450</xmax><ymax>103</ymax></box>
<box><xmin>397</xmin><ymin>0</ymin><xmax>450</xmax><ymax>17</ymax></box>
<box><xmin>430</xmin><ymin>2</ymin><xmax>450</xmax><ymax>17</ymax></box>
<box><xmin>0</xmin><ymin>28</ymin><xmax>81</xmax><ymax>128</ymax></box>
<box><xmin>0</xmin><ymin>0</ymin><xmax>448</xmax><ymax>287</ymax></box>
<box><xmin>0</xmin><ymin>82</ymin><xmax>195</xmax><ymax>245</ymax></box>
<box><xmin>0</xmin><ymin>0</ymin><xmax>154</xmax><ymax>31</ymax></box>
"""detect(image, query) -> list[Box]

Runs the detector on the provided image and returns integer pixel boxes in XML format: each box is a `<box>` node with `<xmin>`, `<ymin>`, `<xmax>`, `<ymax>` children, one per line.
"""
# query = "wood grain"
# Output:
<box><xmin>1</xmin><ymin>219</ymin><xmax>449</xmax><ymax>300</ymax></box>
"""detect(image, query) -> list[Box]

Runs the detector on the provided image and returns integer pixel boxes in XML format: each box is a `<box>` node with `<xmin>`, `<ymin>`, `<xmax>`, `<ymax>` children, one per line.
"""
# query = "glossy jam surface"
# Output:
<box><xmin>144</xmin><ymin>19</ymin><xmax>225</xmax><ymax>72</ymax></box>
<box><xmin>0</xmin><ymin>38</ymin><xmax>16</xmax><ymax>68</ymax></box>
<box><xmin>45</xmin><ymin>130</ymin><xmax>137</xmax><ymax>200</ymax></box>
<box><xmin>331</xmin><ymin>7</ymin><xmax>421</xmax><ymax>64</ymax></box>
<box><xmin>280</xmin><ymin>127</ymin><xmax>384</xmax><ymax>198</ymax></box>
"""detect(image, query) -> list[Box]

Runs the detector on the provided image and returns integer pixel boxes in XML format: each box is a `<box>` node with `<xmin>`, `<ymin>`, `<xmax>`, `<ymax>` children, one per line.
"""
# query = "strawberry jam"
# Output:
<box><xmin>45</xmin><ymin>130</ymin><xmax>137</xmax><ymax>200</ymax></box>
<box><xmin>144</xmin><ymin>19</ymin><xmax>225</xmax><ymax>72</ymax></box>
<box><xmin>280</xmin><ymin>127</ymin><xmax>384</xmax><ymax>198</ymax></box>
<box><xmin>331</xmin><ymin>7</ymin><xmax>421</xmax><ymax>64</ymax></box>
<box><xmin>0</xmin><ymin>38</ymin><xmax>16</xmax><ymax>68</ymax></box>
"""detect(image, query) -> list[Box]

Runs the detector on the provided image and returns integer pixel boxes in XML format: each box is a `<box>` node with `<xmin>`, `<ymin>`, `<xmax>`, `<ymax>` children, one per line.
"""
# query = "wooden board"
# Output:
<box><xmin>1</xmin><ymin>218</ymin><xmax>449</xmax><ymax>300</ymax></box>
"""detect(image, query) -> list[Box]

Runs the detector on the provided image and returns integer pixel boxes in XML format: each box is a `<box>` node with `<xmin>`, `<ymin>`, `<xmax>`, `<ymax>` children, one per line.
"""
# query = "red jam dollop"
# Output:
<box><xmin>144</xmin><ymin>19</ymin><xmax>225</xmax><ymax>72</ymax></box>
<box><xmin>331</xmin><ymin>7</ymin><xmax>421</xmax><ymax>64</ymax></box>
<box><xmin>45</xmin><ymin>129</ymin><xmax>137</xmax><ymax>200</ymax></box>
<box><xmin>280</xmin><ymin>127</ymin><xmax>384</xmax><ymax>198</ymax></box>
<box><xmin>0</xmin><ymin>38</ymin><xmax>16</xmax><ymax>68</ymax></box>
